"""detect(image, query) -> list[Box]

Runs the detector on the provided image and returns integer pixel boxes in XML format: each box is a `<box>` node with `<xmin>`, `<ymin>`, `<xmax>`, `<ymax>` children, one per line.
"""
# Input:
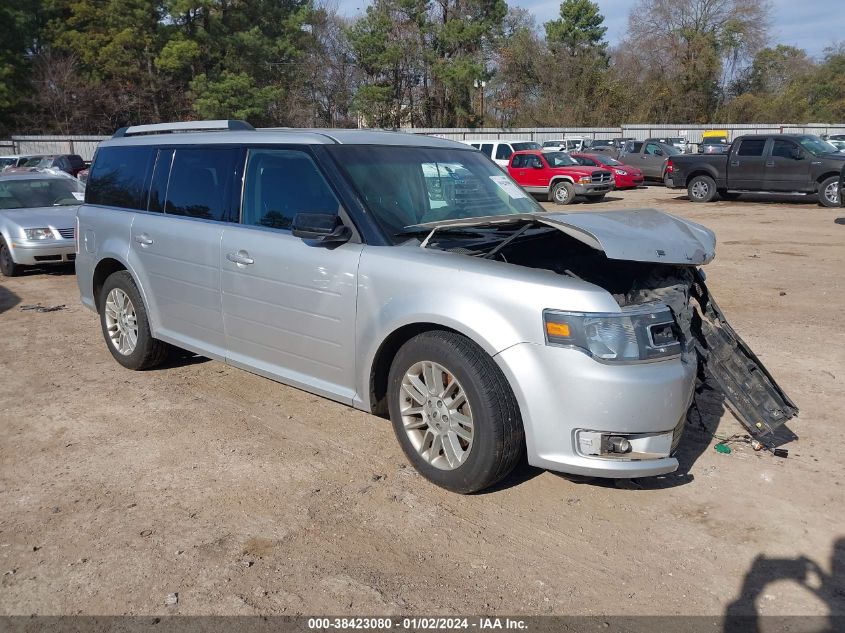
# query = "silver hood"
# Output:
<box><xmin>0</xmin><ymin>205</ymin><xmax>79</xmax><ymax>230</ymax></box>
<box><xmin>415</xmin><ymin>208</ymin><xmax>716</xmax><ymax>265</ymax></box>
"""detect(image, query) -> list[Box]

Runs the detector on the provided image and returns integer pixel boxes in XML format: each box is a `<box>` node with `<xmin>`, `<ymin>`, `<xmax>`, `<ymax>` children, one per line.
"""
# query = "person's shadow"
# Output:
<box><xmin>724</xmin><ymin>538</ymin><xmax>845</xmax><ymax>632</ymax></box>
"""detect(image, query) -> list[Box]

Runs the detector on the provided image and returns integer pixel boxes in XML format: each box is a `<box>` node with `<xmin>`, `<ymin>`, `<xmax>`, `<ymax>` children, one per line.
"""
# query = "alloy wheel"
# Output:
<box><xmin>399</xmin><ymin>360</ymin><xmax>474</xmax><ymax>470</ymax></box>
<box><xmin>104</xmin><ymin>288</ymin><xmax>138</xmax><ymax>356</ymax></box>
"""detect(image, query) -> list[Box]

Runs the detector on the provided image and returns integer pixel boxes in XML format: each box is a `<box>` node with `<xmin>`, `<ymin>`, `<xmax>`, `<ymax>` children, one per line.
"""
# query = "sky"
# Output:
<box><xmin>335</xmin><ymin>0</ymin><xmax>842</xmax><ymax>59</ymax></box>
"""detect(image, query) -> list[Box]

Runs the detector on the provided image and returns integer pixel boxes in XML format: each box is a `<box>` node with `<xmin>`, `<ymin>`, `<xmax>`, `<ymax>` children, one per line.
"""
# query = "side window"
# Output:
<box><xmin>511</xmin><ymin>155</ymin><xmax>524</xmax><ymax>168</ymax></box>
<box><xmin>469</xmin><ymin>143</ymin><xmax>480</xmax><ymax>149</ymax></box>
<box><xmin>631</xmin><ymin>142</ymin><xmax>643</xmax><ymax>153</ymax></box>
<box><xmin>737</xmin><ymin>139</ymin><xmax>766</xmax><ymax>156</ymax></box>
<box><xmin>86</xmin><ymin>146</ymin><xmax>155</xmax><ymax>210</ymax></box>
<box><xmin>771</xmin><ymin>140</ymin><xmax>798</xmax><ymax>159</ymax></box>
<box><xmin>496</xmin><ymin>144</ymin><xmax>513</xmax><ymax>160</ymax></box>
<box><xmin>645</xmin><ymin>143</ymin><xmax>662</xmax><ymax>155</ymax></box>
<box><xmin>480</xmin><ymin>143</ymin><xmax>494</xmax><ymax>157</ymax></box>
<box><xmin>529</xmin><ymin>155</ymin><xmax>543</xmax><ymax>168</ymax></box>
<box><xmin>147</xmin><ymin>149</ymin><xmax>174</xmax><ymax>213</ymax></box>
<box><xmin>164</xmin><ymin>148</ymin><xmax>241</xmax><ymax>222</ymax></box>
<box><xmin>242</xmin><ymin>149</ymin><xmax>341</xmax><ymax>230</ymax></box>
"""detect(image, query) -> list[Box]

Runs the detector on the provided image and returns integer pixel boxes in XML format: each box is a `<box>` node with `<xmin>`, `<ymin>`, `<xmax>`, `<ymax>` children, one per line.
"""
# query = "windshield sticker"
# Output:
<box><xmin>489</xmin><ymin>175</ymin><xmax>528</xmax><ymax>199</ymax></box>
<box><xmin>71</xmin><ymin>191</ymin><xmax>85</xmax><ymax>200</ymax></box>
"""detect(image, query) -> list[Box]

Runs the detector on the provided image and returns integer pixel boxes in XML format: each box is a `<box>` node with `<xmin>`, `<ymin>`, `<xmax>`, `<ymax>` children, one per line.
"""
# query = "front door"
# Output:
<box><xmin>639</xmin><ymin>142</ymin><xmax>667</xmax><ymax>178</ymax></box>
<box><xmin>765</xmin><ymin>139</ymin><xmax>812</xmax><ymax>192</ymax></box>
<box><xmin>128</xmin><ymin>147</ymin><xmax>243</xmax><ymax>360</ymax></box>
<box><xmin>220</xmin><ymin>147</ymin><xmax>363</xmax><ymax>403</ymax></box>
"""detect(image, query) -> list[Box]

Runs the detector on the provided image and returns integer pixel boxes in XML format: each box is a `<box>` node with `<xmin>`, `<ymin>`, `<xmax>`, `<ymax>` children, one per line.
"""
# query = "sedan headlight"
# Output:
<box><xmin>614</xmin><ymin>169</ymin><xmax>628</xmax><ymax>175</ymax></box>
<box><xmin>24</xmin><ymin>228</ymin><xmax>54</xmax><ymax>240</ymax></box>
<box><xmin>543</xmin><ymin>306</ymin><xmax>681</xmax><ymax>363</ymax></box>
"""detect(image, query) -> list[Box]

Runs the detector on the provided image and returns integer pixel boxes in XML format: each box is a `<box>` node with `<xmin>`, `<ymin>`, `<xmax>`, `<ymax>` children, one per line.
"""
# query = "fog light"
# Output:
<box><xmin>607</xmin><ymin>436</ymin><xmax>631</xmax><ymax>454</ymax></box>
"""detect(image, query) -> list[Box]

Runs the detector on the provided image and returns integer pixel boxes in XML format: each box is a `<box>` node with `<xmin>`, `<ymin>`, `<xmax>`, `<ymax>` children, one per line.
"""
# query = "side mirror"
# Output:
<box><xmin>291</xmin><ymin>213</ymin><xmax>351</xmax><ymax>244</ymax></box>
<box><xmin>654</xmin><ymin>148</ymin><xmax>664</xmax><ymax>156</ymax></box>
<box><xmin>532</xmin><ymin>162</ymin><xmax>544</xmax><ymax>169</ymax></box>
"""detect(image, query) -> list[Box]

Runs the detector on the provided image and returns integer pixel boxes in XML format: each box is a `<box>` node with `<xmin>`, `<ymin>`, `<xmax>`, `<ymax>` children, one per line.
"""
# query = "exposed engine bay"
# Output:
<box><xmin>417</xmin><ymin>211</ymin><xmax>799</xmax><ymax>443</ymax></box>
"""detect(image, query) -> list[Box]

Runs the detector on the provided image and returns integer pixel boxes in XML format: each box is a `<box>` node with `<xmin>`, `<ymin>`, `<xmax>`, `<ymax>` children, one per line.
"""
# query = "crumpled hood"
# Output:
<box><xmin>415</xmin><ymin>208</ymin><xmax>717</xmax><ymax>265</ymax></box>
<box><xmin>0</xmin><ymin>205</ymin><xmax>80</xmax><ymax>230</ymax></box>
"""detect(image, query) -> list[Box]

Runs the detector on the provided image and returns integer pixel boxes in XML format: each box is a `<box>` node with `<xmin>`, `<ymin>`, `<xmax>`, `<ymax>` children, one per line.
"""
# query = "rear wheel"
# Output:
<box><xmin>0</xmin><ymin>239</ymin><xmax>22</xmax><ymax>277</ymax></box>
<box><xmin>688</xmin><ymin>175</ymin><xmax>717</xmax><ymax>202</ymax></box>
<box><xmin>99</xmin><ymin>271</ymin><xmax>168</xmax><ymax>370</ymax></box>
<box><xmin>819</xmin><ymin>175</ymin><xmax>840</xmax><ymax>208</ymax></box>
<box><xmin>387</xmin><ymin>331</ymin><xmax>524</xmax><ymax>493</ymax></box>
<box><xmin>551</xmin><ymin>181</ymin><xmax>575</xmax><ymax>205</ymax></box>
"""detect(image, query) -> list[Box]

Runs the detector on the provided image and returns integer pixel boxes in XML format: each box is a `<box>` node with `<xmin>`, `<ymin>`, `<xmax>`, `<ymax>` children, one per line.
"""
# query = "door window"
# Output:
<box><xmin>242</xmin><ymin>149</ymin><xmax>341</xmax><ymax>230</ymax></box>
<box><xmin>511</xmin><ymin>155</ymin><xmax>524</xmax><ymax>168</ymax></box>
<box><xmin>495</xmin><ymin>144</ymin><xmax>513</xmax><ymax>160</ymax></box>
<box><xmin>164</xmin><ymin>148</ymin><xmax>242</xmax><ymax>222</ymax></box>
<box><xmin>645</xmin><ymin>143</ymin><xmax>663</xmax><ymax>155</ymax></box>
<box><xmin>737</xmin><ymin>139</ymin><xmax>766</xmax><ymax>156</ymax></box>
<box><xmin>771</xmin><ymin>140</ymin><xmax>800</xmax><ymax>159</ymax></box>
<box><xmin>480</xmin><ymin>143</ymin><xmax>494</xmax><ymax>157</ymax></box>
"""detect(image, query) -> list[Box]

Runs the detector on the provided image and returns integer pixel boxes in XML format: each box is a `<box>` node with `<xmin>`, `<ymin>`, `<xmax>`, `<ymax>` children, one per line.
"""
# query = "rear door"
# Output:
<box><xmin>128</xmin><ymin>146</ymin><xmax>243</xmax><ymax>359</ymax></box>
<box><xmin>220</xmin><ymin>147</ymin><xmax>363</xmax><ymax>403</ymax></box>
<box><xmin>766</xmin><ymin>138</ymin><xmax>812</xmax><ymax>192</ymax></box>
<box><xmin>728</xmin><ymin>138</ymin><xmax>768</xmax><ymax>189</ymax></box>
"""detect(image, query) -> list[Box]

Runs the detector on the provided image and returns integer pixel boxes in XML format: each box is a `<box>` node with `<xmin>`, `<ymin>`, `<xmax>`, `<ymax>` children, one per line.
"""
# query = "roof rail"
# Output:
<box><xmin>112</xmin><ymin>120</ymin><xmax>254</xmax><ymax>138</ymax></box>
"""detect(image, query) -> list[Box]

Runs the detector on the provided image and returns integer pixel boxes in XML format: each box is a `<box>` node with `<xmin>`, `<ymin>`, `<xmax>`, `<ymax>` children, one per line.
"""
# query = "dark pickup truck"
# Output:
<box><xmin>667</xmin><ymin>134</ymin><xmax>844</xmax><ymax>207</ymax></box>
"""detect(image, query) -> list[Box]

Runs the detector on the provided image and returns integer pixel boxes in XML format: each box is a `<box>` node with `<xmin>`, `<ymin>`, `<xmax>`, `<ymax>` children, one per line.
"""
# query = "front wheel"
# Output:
<box><xmin>387</xmin><ymin>331</ymin><xmax>524</xmax><ymax>493</ymax></box>
<box><xmin>688</xmin><ymin>175</ymin><xmax>717</xmax><ymax>202</ymax></box>
<box><xmin>0</xmin><ymin>239</ymin><xmax>22</xmax><ymax>277</ymax></box>
<box><xmin>551</xmin><ymin>181</ymin><xmax>575</xmax><ymax>205</ymax></box>
<box><xmin>99</xmin><ymin>271</ymin><xmax>168</xmax><ymax>370</ymax></box>
<box><xmin>819</xmin><ymin>176</ymin><xmax>840</xmax><ymax>208</ymax></box>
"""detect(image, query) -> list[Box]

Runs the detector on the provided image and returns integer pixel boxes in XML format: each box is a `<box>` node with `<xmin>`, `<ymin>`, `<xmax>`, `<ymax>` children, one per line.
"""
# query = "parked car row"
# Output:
<box><xmin>1</xmin><ymin>153</ymin><xmax>89</xmax><ymax>177</ymax></box>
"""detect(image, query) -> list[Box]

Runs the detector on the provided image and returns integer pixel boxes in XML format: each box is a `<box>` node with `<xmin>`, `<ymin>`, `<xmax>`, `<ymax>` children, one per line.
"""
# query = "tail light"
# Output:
<box><xmin>666</xmin><ymin>159</ymin><xmax>674</xmax><ymax>174</ymax></box>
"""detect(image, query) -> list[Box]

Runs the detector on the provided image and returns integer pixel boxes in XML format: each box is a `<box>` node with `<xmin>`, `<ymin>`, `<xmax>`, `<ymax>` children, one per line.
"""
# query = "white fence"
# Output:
<box><xmin>401</xmin><ymin>124</ymin><xmax>845</xmax><ymax>144</ymax></box>
<box><xmin>4</xmin><ymin>123</ymin><xmax>845</xmax><ymax>158</ymax></box>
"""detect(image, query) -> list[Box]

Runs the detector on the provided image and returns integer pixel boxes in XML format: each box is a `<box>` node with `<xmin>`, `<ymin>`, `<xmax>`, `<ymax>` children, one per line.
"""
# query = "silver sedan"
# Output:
<box><xmin>0</xmin><ymin>172</ymin><xmax>83</xmax><ymax>276</ymax></box>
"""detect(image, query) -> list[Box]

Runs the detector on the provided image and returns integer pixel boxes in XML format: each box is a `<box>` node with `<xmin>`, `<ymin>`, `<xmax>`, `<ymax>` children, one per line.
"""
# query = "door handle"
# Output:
<box><xmin>765</xmin><ymin>161</ymin><xmax>775</xmax><ymax>167</ymax></box>
<box><xmin>730</xmin><ymin>161</ymin><xmax>740</xmax><ymax>167</ymax></box>
<box><xmin>134</xmin><ymin>234</ymin><xmax>153</xmax><ymax>246</ymax></box>
<box><xmin>226</xmin><ymin>250</ymin><xmax>254</xmax><ymax>266</ymax></box>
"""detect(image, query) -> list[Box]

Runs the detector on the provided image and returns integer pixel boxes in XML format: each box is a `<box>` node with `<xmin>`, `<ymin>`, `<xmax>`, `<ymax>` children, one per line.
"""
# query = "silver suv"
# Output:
<box><xmin>75</xmin><ymin>120</ymin><xmax>797</xmax><ymax>492</ymax></box>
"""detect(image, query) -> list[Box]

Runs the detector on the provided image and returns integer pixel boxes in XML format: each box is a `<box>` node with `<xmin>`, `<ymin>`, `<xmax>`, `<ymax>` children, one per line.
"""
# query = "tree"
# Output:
<box><xmin>622</xmin><ymin>0</ymin><xmax>770</xmax><ymax>122</ymax></box>
<box><xmin>544</xmin><ymin>0</ymin><xmax>606</xmax><ymax>51</ymax></box>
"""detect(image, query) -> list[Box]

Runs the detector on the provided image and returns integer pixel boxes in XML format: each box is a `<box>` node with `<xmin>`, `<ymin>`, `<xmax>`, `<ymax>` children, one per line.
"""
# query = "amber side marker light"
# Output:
<box><xmin>546</xmin><ymin>322</ymin><xmax>571</xmax><ymax>337</ymax></box>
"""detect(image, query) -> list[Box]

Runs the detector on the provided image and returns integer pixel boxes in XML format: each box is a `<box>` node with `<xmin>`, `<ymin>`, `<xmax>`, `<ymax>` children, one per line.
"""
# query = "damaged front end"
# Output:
<box><xmin>415</xmin><ymin>208</ymin><xmax>798</xmax><ymax>445</ymax></box>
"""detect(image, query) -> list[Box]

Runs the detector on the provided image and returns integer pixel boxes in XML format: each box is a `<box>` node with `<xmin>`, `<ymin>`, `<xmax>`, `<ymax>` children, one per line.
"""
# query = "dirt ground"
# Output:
<box><xmin>0</xmin><ymin>186</ymin><xmax>843</xmax><ymax>618</ymax></box>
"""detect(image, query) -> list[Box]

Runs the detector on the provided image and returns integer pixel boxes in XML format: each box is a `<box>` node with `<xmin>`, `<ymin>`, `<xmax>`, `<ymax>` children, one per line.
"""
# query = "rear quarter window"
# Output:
<box><xmin>86</xmin><ymin>146</ymin><xmax>155</xmax><ymax>210</ymax></box>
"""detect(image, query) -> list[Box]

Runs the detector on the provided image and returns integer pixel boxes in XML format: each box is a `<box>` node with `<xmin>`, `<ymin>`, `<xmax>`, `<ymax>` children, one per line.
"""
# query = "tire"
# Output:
<box><xmin>718</xmin><ymin>189</ymin><xmax>741</xmax><ymax>200</ymax></box>
<box><xmin>99</xmin><ymin>270</ymin><xmax>168</xmax><ymax>370</ymax></box>
<box><xmin>387</xmin><ymin>331</ymin><xmax>524</xmax><ymax>493</ymax></box>
<box><xmin>818</xmin><ymin>175</ymin><xmax>840</xmax><ymax>208</ymax></box>
<box><xmin>0</xmin><ymin>239</ymin><xmax>22</xmax><ymax>277</ymax></box>
<box><xmin>687</xmin><ymin>175</ymin><xmax>717</xmax><ymax>202</ymax></box>
<box><xmin>585</xmin><ymin>194</ymin><xmax>606</xmax><ymax>203</ymax></box>
<box><xmin>550</xmin><ymin>180</ymin><xmax>575</xmax><ymax>205</ymax></box>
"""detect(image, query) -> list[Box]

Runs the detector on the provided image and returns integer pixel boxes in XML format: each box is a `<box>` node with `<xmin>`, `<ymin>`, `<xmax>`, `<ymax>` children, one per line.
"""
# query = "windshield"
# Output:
<box><xmin>329</xmin><ymin>146</ymin><xmax>542</xmax><ymax>243</ymax></box>
<box><xmin>512</xmin><ymin>142</ymin><xmax>541</xmax><ymax>151</ymax></box>
<box><xmin>0</xmin><ymin>177</ymin><xmax>84</xmax><ymax>209</ymax></box>
<box><xmin>798</xmin><ymin>135</ymin><xmax>838</xmax><ymax>155</ymax></box>
<box><xmin>22</xmin><ymin>156</ymin><xmax>52</xmax><ymax>168</ymax></box>
<box><xmin>595</xmin><ymin>155</ymin><xmax>621</xmax><ymax>166</ymax></box>
<box><xmin>543</xmin><ymin>151</ymin><xmax>579</xmax><ymax>167</ymax></box>
<box><xmin>542</xmin><ymin>140</ymin><xmax>564</xmax><ymax>147</ymax></box>
<box><xmin>592</xmin><ymin>140</ymin><xmax>612</xmax><ymax>147</ymax></box>
<box><xmin>661</xmin><ymin>144</ymin><xmax>682</xmax><ymax>156</ymax></box>
<box><xmin>0</xmin><ymin>158</ymin><xmax>15</xmax><ymax>169</ymax></box>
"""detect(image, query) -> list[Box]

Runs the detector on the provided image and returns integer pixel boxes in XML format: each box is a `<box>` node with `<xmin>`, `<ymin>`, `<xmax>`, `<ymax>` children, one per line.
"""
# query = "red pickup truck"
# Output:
<box><xmin>507</xmin><ymin>150</ymin><xmax>614</xmax><ymax>204</ymax></box>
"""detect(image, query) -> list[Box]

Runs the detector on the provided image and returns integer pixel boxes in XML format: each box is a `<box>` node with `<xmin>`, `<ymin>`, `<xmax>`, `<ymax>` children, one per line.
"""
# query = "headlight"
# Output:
<box><xmin>577</xmin><ymin>175</ymin><xmax>592</xmax><ymax>184</ymax></box>
<box><xmin>543</xmin><ymin>306</ymin><xmax>681</xmax><ymax>363</ymax></box>
<box><xmin>614</xmin><ymin>169</ymin><xmax>628</xmax><ymax>175</ymax></box>
<box><xmin>24</xmin><ymin>228</ymin><xmax>54</xmax><ymax>240</ymax></box>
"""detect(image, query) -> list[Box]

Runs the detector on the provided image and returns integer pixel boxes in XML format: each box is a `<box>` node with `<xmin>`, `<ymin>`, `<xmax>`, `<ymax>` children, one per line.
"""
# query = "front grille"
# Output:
<box><xmin>591</xmin><ymin>171</ymin><xmax>613</xmax><ymax>184</ymax></box>
<box><xmin>57</xmin><ymin>228</ymin><xmax>75</xmax><ymax>240</ymax></box>
<box><xmin>34</xmin><ymin>255</ymin><xmax>61</xmax><ymax>262</ymax></box>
